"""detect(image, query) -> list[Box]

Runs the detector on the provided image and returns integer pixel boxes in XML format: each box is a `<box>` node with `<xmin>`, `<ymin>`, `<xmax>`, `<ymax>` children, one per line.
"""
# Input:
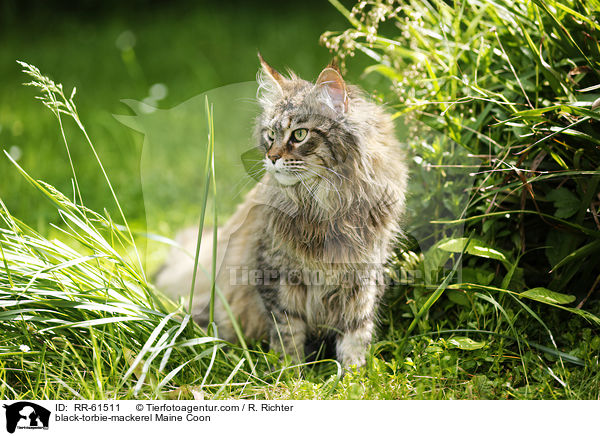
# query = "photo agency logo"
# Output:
<box><xmin>2</xmin><ymin>402</ymin><xmax>50</xmax><ymax>434</ymax></box>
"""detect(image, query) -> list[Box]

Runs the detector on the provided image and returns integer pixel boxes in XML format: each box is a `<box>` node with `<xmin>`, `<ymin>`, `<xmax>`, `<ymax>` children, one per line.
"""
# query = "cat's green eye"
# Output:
<box><xmin>267</xmin><ymin>129</ymin><xmax>275</xmax><ymax>140</ymax></box>
<box><xmin>292</xmin><ymin>128</ymin><xmax>308</xmax><ymax>142</ymax></box>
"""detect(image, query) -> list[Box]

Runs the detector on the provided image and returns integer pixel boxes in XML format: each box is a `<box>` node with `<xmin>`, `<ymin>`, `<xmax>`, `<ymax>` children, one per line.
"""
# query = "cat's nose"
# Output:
<box><xmin>268</xmin><ymin>153</ymin><xmax>281</xmax><ymax>164</ymax></box>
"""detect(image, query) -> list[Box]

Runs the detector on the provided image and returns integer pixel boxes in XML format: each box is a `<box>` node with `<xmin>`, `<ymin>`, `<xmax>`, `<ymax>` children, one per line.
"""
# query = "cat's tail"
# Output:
<box><xmin>154</xmin><ymin>227</ymin><xmax>215</xmax><ymax>327</ymax></box>
<box><xmin>154</xmin><ymin>222</ymin><xmax>269</xmax><ymax>343</ymax></box>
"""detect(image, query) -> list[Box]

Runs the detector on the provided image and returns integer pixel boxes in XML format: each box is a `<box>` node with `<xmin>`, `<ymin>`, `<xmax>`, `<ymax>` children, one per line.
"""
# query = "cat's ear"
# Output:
<box><xmin>316</xmin><ymin>62</ymin><xmax>348</xmax><ymax>114</ymax></box>
<box><xmin>258</xmin><ymin>52</ymin><xmax>286</xmax><ymax>90</ymax></box>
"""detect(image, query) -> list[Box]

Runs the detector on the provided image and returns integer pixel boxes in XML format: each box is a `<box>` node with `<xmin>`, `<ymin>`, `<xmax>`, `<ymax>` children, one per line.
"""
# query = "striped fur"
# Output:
<box><xmin>156</xmin><ymin>57</ymin><xmax>408</xmax><ymax>368</ymax></box>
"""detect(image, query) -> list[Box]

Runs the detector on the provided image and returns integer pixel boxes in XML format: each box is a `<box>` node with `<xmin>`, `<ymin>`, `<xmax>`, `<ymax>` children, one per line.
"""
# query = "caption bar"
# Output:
<box><xmin>0</xmin><ymin>400</ymin><xmax>594</xmax><ymax>435</ymax></box>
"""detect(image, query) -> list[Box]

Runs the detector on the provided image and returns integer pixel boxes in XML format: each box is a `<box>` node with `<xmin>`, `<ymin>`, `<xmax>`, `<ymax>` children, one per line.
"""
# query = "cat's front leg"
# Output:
<box><xmin>334</xmin><ymin>277</ymin><xmax>382</xmax><ymax>369</ymax></box>
<box><xmin>269</xmin><ymin>310</ymin><xmax>307</xmax><ymax>363</ymax></box>
<box><xmin>336</xmin><ymin>318</ymin><xmax>374</xmax><ymax>369</ymax></box>
<box><xmin>258</xmin><ymin>280</ymin><xmax>307</xmax><ymax>363</ymax></box>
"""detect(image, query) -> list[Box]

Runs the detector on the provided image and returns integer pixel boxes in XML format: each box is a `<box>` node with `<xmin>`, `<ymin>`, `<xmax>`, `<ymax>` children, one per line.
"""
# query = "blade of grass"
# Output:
<box><xmin>188</xmin><ymin>96</ymin><xmax>214</xmax><ymax>314</ymax></box>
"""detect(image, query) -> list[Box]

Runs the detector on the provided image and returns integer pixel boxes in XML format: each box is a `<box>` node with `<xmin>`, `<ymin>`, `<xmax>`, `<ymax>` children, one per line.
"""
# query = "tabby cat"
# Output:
<box><xmin>156</xmin><ymin>55</ymin><xmax>408</xmax><ymax>368</ymax></box>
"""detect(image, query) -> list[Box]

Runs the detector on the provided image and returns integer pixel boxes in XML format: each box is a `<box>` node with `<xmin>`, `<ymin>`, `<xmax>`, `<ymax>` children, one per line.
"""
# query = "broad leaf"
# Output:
<box><xmin>552</xmin><ymin>239</ymin><xmax>600</xmax><ymax>271</ymax></box>
<box><xmin>438</xmin><ymin>238</ymin><xmax>507</xmax><ymax>261</ymax></box>
<box><xmin>448</xmin><ymin>337</ymin><xmax>486</xmax><ymax>350</ymax></box>
<box><xmin>547</xmin><ymin>188</ymin><xmax>580</xmax><ymax>219</ymax></box>
<box><xmin>520</xmin><ymin>287</ymin><xmax>576</xmax><ymax>305</ymax></box>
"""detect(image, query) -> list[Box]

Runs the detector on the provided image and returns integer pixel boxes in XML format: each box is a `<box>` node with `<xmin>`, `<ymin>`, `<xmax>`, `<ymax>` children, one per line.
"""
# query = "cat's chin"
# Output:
<box><xmin>272</xmin><ymin>171</ymin><xmax>301</xmax><ymax>186</ymax></box>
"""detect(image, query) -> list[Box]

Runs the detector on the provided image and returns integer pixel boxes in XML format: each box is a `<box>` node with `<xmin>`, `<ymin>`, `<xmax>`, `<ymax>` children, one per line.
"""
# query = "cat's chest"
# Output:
<box><xmin>265</xmin><ymin>210</ymin><xmax>362</xmax><ymax>267</ymax></box>
<box><xmin>279</xmin><ymin>281</ymin><xmax>342</xmax><ymax>330</ymax></box>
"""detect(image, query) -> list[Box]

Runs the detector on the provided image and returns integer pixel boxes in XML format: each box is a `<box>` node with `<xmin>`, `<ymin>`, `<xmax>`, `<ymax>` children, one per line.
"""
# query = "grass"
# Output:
<box><xmin>1</xmin><ymin>0</ymin><xmax>600</xmax><ymax>399</ymax></box>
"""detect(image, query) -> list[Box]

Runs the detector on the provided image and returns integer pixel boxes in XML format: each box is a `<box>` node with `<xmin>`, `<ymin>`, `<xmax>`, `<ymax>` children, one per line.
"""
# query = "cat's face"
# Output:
<box><xmin>256</xmin><ymin>56</ymin><xmax>351</xmax><ymax>188</ymax></box>
<box><xmin>259</xmin><ymin>103</ymin><xmax>340</xmax><ymax>187</ymax></box>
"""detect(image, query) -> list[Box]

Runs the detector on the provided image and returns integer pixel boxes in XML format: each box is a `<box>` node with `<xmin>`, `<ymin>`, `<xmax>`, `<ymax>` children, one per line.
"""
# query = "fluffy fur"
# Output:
<box><xmin>156</xmin><ymin>56</ymin><xmax>408</xmax><ymax>368</ymax></box>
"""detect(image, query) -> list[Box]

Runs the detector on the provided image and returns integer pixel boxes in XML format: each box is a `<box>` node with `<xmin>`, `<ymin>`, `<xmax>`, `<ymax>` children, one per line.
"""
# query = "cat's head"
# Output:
<box><xmin>256</xmin><ymin>54</ymin><xmax>357</xmax><ymax>188</ymax></box>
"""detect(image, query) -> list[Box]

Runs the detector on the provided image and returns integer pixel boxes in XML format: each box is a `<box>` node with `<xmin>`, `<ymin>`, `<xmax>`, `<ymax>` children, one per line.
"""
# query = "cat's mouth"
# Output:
<box><xmin>264</xmin><ymin>157</ymin><xmax>308</xmax><ymax>186</ymax></box>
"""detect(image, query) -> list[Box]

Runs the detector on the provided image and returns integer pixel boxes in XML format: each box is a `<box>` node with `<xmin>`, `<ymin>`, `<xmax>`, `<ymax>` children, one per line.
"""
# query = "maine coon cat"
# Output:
<box><xmin>156</xmin><ymin>55</ymin><xmax>408</xmax><ymax>368</ymax></box>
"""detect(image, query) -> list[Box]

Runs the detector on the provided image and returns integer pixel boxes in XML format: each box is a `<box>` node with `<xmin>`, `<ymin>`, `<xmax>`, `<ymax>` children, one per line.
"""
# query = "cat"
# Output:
<box><xmin>155</xmin><ymin>54</ymin><xmax>408</xmax><ymax>369</ymax></box>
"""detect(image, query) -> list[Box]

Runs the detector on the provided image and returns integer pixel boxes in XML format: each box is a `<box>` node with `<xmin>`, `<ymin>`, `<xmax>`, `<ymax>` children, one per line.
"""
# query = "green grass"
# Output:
<box><xmin>1</xmin><ymin>0</ymin><xmax>600</xmax><ymax>400</ymax></box>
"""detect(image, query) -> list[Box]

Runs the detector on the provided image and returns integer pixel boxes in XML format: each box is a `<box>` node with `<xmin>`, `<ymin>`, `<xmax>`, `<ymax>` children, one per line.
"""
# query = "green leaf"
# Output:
<box><xmin>501</xmin><ymin>255</ymin><xmax>523</xmax><ymax>290</ymax></box>
<box><xmin>545</xmin><ymin>230</ymin><xmax>581</xmax><ymax>268</ymax></box>
<box><xmin>460</xmin><ymin>267</ymin><xmax>495</xmax><ymax>286</ymax></box>
<box><xmin>520</xmin><ymin>287</ymin><xmax>576</xmax><ymax>305</ymax></box>
<box><xmin>438</xmin><ymin>238</ymin><xmax>507</xmax><ymax>261</ymax></box>
<box><xmin>551</xmin><ymin>239</ymin><xmax>600</xmax><ymax>271</ymax></box>
<box><xmin>448</xmin><ymin>337</ymin><xmax>486</xmax><ymax>350</ymax></box>
<box><xmin>546</xmin><ymin>188</ymin><xmax>580</xmax><ymax>219</ymax></box>
<box><xmin>447</xmin><ymin>289</ymin><xmax>471</xmax><ymax>307</ymax></box>
<box><xmin>425</xmin><ymin>345</ymin><xmax>444</xmax><ymax>353</ymax></box>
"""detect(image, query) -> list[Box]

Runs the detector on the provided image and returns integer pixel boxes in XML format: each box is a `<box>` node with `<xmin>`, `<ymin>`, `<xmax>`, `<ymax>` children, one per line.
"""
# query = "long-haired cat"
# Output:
<box><xmin>156</xmin><ymin>55</ymin><xmax>408</xmax><ymax>368</ymax></box>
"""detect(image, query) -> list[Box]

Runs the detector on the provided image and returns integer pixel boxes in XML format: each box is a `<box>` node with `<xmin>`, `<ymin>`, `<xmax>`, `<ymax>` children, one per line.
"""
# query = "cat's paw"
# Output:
<box><xmin>342</xmin><ymin>355</ymin><xmax>366</xmax><ymax>369</ymax></box>
<box><xmin>340</xmin><ymin>361</ymin><xmax>367</xmax><ymax>380</ymax></box>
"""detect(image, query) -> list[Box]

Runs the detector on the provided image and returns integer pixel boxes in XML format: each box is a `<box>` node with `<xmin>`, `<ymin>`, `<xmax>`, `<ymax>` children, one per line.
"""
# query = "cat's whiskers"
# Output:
<box><xmin>244</xmin><ymin>165</ymin><xmax>267</xmax><ymax>186</ymax></box>
<box><xmin>276</xmin><ymin>158</ymin><xmax>343</xmax><ymax>208</ymax></box>
<box><xmin>282</xmin><ymin>163</ymin><xmax>324</xmax><ymax>206</ymax></box>
<box><xmin>301</xmin><ymin>167</ymin><xmax>343</xmax><ymax>207</ymax></box>
<box><xmin>308</xmin><ymin>162</ymin><xmax>349</xmax><ymax>182</ymax></box>
<box><xmin>294</xmin><ymin>171</ymin><xmax>321</xmax><ymax>207</ymax></box>
<box><xmin>231</xmin><ymin>160</ymin><xmax>265</xmax><ymax>201</ymax></box>
<box><xmin>246</xmin><ymin>160</ymin><xmax>265</xmax><ymax>175</ymax></box>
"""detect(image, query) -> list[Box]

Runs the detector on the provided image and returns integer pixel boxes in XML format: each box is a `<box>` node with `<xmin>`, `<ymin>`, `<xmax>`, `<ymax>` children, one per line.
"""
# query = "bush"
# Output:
<box><xmin>323</xmin><ymin>0</ymin><xmax>600</xmax><ymax>304</ymax></box>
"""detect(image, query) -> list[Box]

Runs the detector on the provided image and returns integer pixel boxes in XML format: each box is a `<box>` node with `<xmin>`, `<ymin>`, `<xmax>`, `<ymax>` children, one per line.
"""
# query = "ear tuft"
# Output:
<box><xmin>258</xmin><ymin>52</ymin><xmax>285</xmax><ymax>89</ymax></box>
<box><xmin>316</xmin><ymin>67</ymin><xmax>348</xmax><ymax>114</ymax></box>
<box><xmin>327</xmin><ymin>58</ymin><xmax>341</xmax><ymax>73</ymax></box>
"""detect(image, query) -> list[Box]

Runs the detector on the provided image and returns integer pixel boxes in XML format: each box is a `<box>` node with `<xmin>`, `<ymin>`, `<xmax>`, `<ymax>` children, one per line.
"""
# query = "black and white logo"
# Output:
<box><xmin>2</xmin><ymin>402</ymin><xmax>50</xmax><ymax>434</ymax></box>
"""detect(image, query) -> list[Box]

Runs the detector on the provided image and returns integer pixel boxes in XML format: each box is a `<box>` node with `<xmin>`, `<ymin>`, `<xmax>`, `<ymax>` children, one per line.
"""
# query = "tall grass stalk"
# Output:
<box><xmin>188</xmin><ymin>97</ymin><xmax>215</xmax><ymax>316</ymax></box>
<box><xmin>16</xmin><ymin>61</ymin><xmax>146</xmax><ymax>281</ymax></box>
